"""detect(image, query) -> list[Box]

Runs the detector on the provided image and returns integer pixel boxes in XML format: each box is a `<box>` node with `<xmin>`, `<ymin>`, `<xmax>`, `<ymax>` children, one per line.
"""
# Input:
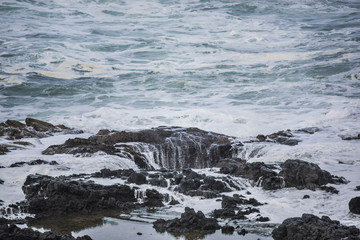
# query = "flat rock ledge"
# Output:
<box><xmin>153</xmin><ymin>207</ymin><xmax>220</xmax><ymax>236</ymax></box>
<box><xmin>272</xmin><ymin>214</ymin><xmax>360</xmax><ymax>240</ymax></box>
<box><xmin>20</xmin><ymin>174</ymin><xmax>164</xmax><ymax>218</ymax></box>
<box><xmin>0</xmin><ymin>218</ymin><xmax>92</xmax><ymax>240</ymax></box>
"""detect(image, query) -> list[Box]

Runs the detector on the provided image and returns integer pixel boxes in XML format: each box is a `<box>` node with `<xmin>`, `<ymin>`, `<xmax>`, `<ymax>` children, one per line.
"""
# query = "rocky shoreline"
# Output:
<box><xmin>0</xmin><ymin>118</ymin><xmax>359</xmax><ymax>239</ymax></box>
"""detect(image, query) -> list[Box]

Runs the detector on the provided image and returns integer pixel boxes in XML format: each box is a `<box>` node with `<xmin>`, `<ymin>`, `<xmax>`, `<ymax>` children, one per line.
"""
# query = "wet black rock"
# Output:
<box><xmin>356</xmin><ymin>186</ymin><xmax>360</xmax><ymax>191</ymax></box>
<box><xmin>9</xmin><ymin>159</ymin><xmax>58</xmax><ymax>168</ymax></box>
<box><xmin>341</xmin><ymin>133</ymin><xmax>360</xmax><ymax>140</ymax></box>
<box><xmin>221</xmin><ymin>194</ymin><xmax>262</xmax><ymax>210</ymax></box>
<box><xmin>219</xmin><ymin>161</ymin><xmax>283</xmax><ymax>190</ymax></box>
<box><xmin>177</xmin><ymin>177</ymin><xmax>202</xmax><ymax>193</ymax></box>
<box><xmin>202</xmin><ymin>176</ymin><xmax>231</xmax><ymax>192</ymax></box>
<box><xmin>0</xmin><ymin>219</ymin><xmax>92</xmax><ymax>240</ymax></box>
<box><xmin>256</xmin><ymin>216</ymin><xmax>270</xmax><ymax>222</ymax></box>
<box><xmin>186</xmin><ymin>190</ymin><xmax>220</xmax><ymax>199</ymax></box>
<box><xmin>279</xmin><ymin>159</ymin><xmax>335</xmax><ymax>190</ymax></box>
<box><xmin>153</xmin><ymin>207</ymin><xmax>220</xmax><ymax>234</ymax></box>
<box><xmin>149</xmin><ymin>178</ymin><xmax>168</xmax><ymax>188</ymax></box>
<box><xmin>221</xmin><ymin>225</ymin><xmax>234</xmax><ymax>234</ymax></box>
<box><xmin>21</xmin><ymin>174</ymin><xmax>138</xmax><ymax>217</ymax></box>
<box><xmin>0</xmin><ymin>118</ymin><xmax>82</xmax><ymax>141</ymax></box>
<box><xmin>42</xmin><ymin>126</ymin><xmax>240</xmax><ymax>170</ymax></box>
<box><xmin>127</xmin><ymin>172</ymin><xmax>147</xmax><ymax>185</ymax></box>
<box><xmin>256</xmin><ymin>130</ymin><xmax>300</xmax><ymax>146</ymax></box>
<box><xmin>92</xmin><ymin>168</ymin><xmax>134</xmax><ymax>178</ymax></box>
<box><xmin>212</xmin><ymin>209</ymin><xmax>235</xmax><ymax>219</ymax></box>
<box><xmin>320</xmin><ymin>185</ymin><xmax>339</xmax><ymax>194</ymax></box>
<box><xmin>43</xmin><ymin>137</ymin><xmax>117</xmax><ymax>156</ymax></box>
<box><xmin>234</xmin><ymin>207</ymin><xmax>260</xmax><ymax>220</ymax></box>
<box><xmin>349</xmin><ymin>197</ymin><xmax>360</xmax><ymax>214</ymax></box>
<box><xmin>169</xmin><ymin>199</ymin><xmax>180</xmax><ymax>205</ymax></box>
<box><xmin>0</xmin><ymin>145</ymin><xmax>9</xmax><ymax>155</ymax></box>
<box><xmin>144</xmin><ymin>189</ymin><xmax>163</xmax><ymax>207</ymax></box>
<box><xmin>272</xmin><ymin>214</ymin><xmax>360</xmax><ymax>240</ymax></box>
<box><xmin>0</xmin><ymin>179</ymin><xmax>3</xmax><ymax>185</ymax></box>
<box><xmin>303</xmin><ymin>195</ymin><xmax>310</xmax><ymax>199</ymax></box>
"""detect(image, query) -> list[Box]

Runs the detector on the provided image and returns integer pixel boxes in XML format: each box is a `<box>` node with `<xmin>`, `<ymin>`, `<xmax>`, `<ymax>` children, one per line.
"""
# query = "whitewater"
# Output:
<box><xmin>0</xmin><ymin>0</ymin><xmax>360</xmax><ymax>239</ymax></box>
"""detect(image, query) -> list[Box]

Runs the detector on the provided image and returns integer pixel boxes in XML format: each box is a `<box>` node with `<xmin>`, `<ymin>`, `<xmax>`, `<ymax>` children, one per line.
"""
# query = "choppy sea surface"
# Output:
<box><xmin>1</xmin><ymin>0</ymin><xmax>360</xmax><ymax>239</ymax></box>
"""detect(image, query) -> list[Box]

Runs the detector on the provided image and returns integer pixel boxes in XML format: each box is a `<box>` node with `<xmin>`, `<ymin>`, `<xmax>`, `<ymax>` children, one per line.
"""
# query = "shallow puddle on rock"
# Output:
<box><xmin>28</xmin><ymin>212</ymin><xmax>272</xmax><ymax>240</ymax></box>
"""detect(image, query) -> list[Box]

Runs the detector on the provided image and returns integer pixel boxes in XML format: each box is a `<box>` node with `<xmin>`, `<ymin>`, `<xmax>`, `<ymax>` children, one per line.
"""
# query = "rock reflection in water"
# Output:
<box><xmin>28</xmin><ymin>211</ymin><xmax>272</xmax><ymax>240</ymax></box>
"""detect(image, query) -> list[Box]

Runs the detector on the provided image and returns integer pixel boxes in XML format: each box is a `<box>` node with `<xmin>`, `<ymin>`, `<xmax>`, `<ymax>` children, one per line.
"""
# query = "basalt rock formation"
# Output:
<box><xmin>349</xmin><ymin>197</ymin><xmax>360</xmax><ymax>214</ymax></box>
<box><xmin>153</xmin><ymin>207</ymin><xmax>220</xmax><ymax>234</ymax></box>
<box><xmin>0</xmin><ymin>118</ymin><xmax>82</xmax><ymax>140</ymax></box>
<box><xmin>42</xmin><ymin>126</ymin><xmax>241</xmax><ymax>170</ymax></box>
<box><xmin>272</xmin><ymin>214</ymin><xmax>360</xmax><ymax>240</ymax></box>
<box><xmin>20</xmin><ymin>174</ymin><xmax>164</xmax><ymax>218</ymax></box>
<box><xmin>219</xmin><ymin>159</ymin><xmax>346</xmax><ymax>191</ymax></box>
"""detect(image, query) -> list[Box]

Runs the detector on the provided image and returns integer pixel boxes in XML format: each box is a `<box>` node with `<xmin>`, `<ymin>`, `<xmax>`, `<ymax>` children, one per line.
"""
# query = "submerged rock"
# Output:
<box><xmin>0</xmin><ymin>218</ymin><xmax>92</xmax><ymax>240</ymax></box>
<box><xmin>153</xmin><ymin>207</ymin><xmax>220</xmax><ymax>234</ymax></box>
<box><xmin>349</xmin><ymin>197</ymin><xmax>360</xmax><ymax>214</ymax></box>
<box><xmin>9</xmin><ymin>159</ymin><xmax>58</xmax><ymax>168</ymax></box>
<box><xmin>272</xmin><ymin>214</ymin><xmax>360</xmax><ymax>240</ymax></box>
<box><xmin>42</xmin><ymin>126</ymin><xmax>240</xmax><ymax>169</ymax></box>
<box><xmin>341</xmin><ymin>133</ymin><xmax>360</xmax><ymax>140</ymax></box>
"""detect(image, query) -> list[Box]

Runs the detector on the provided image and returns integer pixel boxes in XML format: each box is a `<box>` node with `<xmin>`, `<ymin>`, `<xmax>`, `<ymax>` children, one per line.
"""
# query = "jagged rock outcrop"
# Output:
<box><xmin>0</xmin><ymin>118</ymin><xmax>82</xmax><ymax>140</ymax></box>
<box><xmin>272</xmin><ymin>214</ymin><xmax>360</xmax><ymax>240</ymax></box>
<box><xmin>0</xmin><ymin>218</ymin><xmax>92</xmax><ymax>240</ymax></box>
<box><xmin>219</xmin><ymin>159</ymin><xmax>346</xmax><ymax>191</ymax></box>
<box><xmin>9</xmin><ymin>159</ymin><xmax>58</xmax><ymax>168</ymax></box>
<box><xmin>279</xmin><ymin>159</ymin><xmax>335</xmax><ymax>190</ymax></box>
<box><xmin>153</xmin><ymin>207</ymin><xmax>220</xmax><ymax>234</ymax></box>
<box><xmin>42</xmin><ymin>126</ymin><xmax>241</xmax><ymax>170</ymax></box>
<box><xmin>256</xmin><ymin>130</ymin><xmax>300</xmax><ymax>146</ymax></box>
<box><xmin>349</xmin><ymin>197</ymin><xmax>360</xmax><ymax>214</ymax></box>
<box><xmin>21</xmin><ymin>174</ymin><xmax>138</xmax><ymax>217</ymax></box>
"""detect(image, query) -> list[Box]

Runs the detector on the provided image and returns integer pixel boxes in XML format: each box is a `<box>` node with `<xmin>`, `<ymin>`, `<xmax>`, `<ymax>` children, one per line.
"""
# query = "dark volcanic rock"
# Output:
<box><xmin>341</xmin><ymin>133</ymin><xmax>360</xmax><ymax>140</ymax></box>
<box><xmin>0</xmin><ymin>219</ymin><xmax>92</xmax><ymax>240</ymax></box>
<box><xmin>9</xmin><ymin>159</ymin><xmax>58</xmax><ymax>168</ymax></box>
<box><xmin>212</xmin><ymin>209</ymin><xmax>235</xmax><ymax>219</ymax></box>
<box><xmin>43</xmin><ymin>137</ymin><xmax>117</xmax><ymax>156</ymax></box>
<box><xmin>0</xmin><ymin>145</ymin><xmax>9</xmax><ymax>155</ymax></box>
<box><xmin>220</xmin><ymin>161</ymin><xmax>283</xmax><ymax>190</ymax></box>
<box><xmin>149</xmin><ymin>178</ymin><xmax>168</xmax><ymax>188</ymax></box>
<box><xmin>21</xmin><ymin>174</ymin><xmax>137</xmax><ymax>217</ymax></box>
<box><xmin>0</xmin><ymin>179</ymin><xmax>3</xmax><ymax>185</ymax></box>
<box><xmin>256</xmin><ymin>130</ymin><xmax>300</xmax><ymax>146</ymax></box>
<box><xmin>221</xmin><ymin>194</ymin><xmax>262</xmax><ymax>210</ymax></box>
<box><xmin>221</xmin><ymin>225</ymin><xmax>234</xmax><ymax>234</ymax></box>
<box><xmin>42</xmin><ymin>126</ymin><xmax>239</xmax><ymax>169</ymax></box>
<box><xmin>272</xmin><ymin>214</ymin><xmax>360</xmax><ymax>240</ymax></box>
<box><xmin>92</xmin><ymin>168</ymin><xmax>134</xmax><ymax>178</ymax></box>
<box><xmin>153</xmin><ymin>207</ymin><xmax>220</xmax><ymax>234</ymax></box>
<box><xmin>320</xmin><ymin>185</ymin><xmax>339</xmax><ymax>194</ymax></box>
<box><xmin>279</xmin><ymin>159</ymin><xmax>334</xmax><ymax>190</ymax></box>
<box><xmin>144</xmin><ymin>189</ymin><xmax>163</xmax><ymax>207</ymax></box>
<box><xmin>127</xmin><ymin>172</ymin><xmax>147</xmax><ymax>185</ymax></box>
<box><xmin>349</xmin><ymin>197</ymin><xmax>360</xmax><ymax>214</ymax></box>
<box><xmin>0</xmin><ymin>118</ymin><xmax>82</xmax><ymax>141</ymax></box>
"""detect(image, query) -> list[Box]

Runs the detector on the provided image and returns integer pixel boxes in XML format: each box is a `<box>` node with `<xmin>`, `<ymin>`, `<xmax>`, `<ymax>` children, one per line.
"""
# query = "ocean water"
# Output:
<box><xmin>1</xmin><ymin>0</ymin><xmax>360</xmax><ymax>239</ymax></box>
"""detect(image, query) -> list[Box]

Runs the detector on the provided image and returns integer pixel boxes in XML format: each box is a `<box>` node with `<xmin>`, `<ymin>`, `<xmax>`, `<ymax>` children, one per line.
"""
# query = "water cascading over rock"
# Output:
<box><xmin>43</xmin><ymin>126</ymin><xmax>243</xmax><ymax>170</ymax></box>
